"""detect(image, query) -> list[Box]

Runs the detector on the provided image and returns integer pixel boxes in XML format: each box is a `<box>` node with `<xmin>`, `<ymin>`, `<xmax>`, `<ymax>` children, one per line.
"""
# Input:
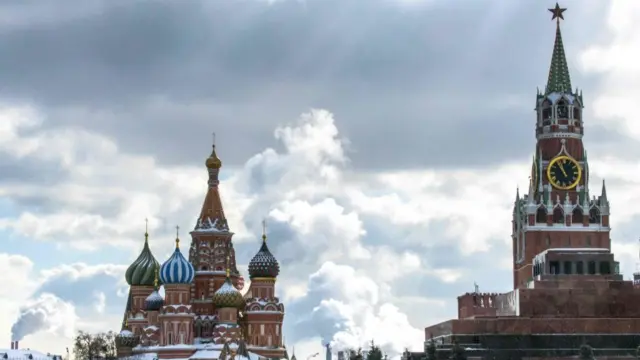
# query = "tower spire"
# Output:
<box><xmin>545</xmin><ymin>3</ymin><xmax>572</xmax><ymax>94</ymax></box>
<box><xmin>144</xmin><ymin>218</ymin><xmax>149</xmax><ymax>243</ymax></box>
<box><xmin>262</xmin><ymin>219</ymin><xmax>267</xmax><ymax>243</ymax></box>
<box><xmin>195</xmin><ymin>137</ymin><xmax>230</xmax><ymax>232</ymax></box>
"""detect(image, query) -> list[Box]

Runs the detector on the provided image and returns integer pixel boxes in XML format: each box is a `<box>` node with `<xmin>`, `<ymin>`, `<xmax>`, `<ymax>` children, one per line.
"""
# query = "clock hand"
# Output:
<box><xmin>559</xmin><ymin>166</ymin><xmax>568</xmax><ymax>177</ymax></box>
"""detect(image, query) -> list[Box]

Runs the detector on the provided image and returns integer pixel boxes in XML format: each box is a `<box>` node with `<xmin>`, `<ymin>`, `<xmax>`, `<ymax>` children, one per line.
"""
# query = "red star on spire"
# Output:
<box><xmin>549</xmin><ymin>2</ymin><xmax>567</xmax><ymax>22</ymax></box>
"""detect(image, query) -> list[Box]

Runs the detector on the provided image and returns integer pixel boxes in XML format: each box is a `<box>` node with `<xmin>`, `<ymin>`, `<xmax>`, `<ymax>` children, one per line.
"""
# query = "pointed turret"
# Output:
<box><xmin>195</xmin><ymin>136</ymin><xmax>230</xmax><ymax>232</ymax></box>
<box><xmin>545</xmin><ymin>3</ymin><xmax>572</xmax><ymax>94</ymax></box>
<box><xmin>600</xmin><ymin>179</ymin><xmax>608</xmax><ymax>204</ymax></box>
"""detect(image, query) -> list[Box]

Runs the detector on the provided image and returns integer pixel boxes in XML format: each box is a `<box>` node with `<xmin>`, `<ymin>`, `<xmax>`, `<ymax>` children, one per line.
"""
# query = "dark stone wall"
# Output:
<box><xmin>410</xmin><ymin>334</ymin><xmax>640</xmax><ymax>360</ymax></box>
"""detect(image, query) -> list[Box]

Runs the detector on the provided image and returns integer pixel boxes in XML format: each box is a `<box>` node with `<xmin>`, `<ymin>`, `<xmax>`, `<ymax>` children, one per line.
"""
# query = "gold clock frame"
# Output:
<box><xmin>547</xmin><ymin>155</ymin><xmax>582</xmax><ymax>190</ymax></box>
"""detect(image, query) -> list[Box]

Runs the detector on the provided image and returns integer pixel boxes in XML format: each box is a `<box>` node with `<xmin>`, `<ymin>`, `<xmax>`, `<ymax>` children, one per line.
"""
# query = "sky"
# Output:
<box><xmin>1</xmin><ymin>0</ymin><xmax>640</xmax><ymax>358</ymax></box>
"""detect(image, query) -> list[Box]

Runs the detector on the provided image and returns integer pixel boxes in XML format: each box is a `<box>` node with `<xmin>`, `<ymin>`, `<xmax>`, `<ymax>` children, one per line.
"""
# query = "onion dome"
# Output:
<box><xmin>144</xmin><ymin>270</ymin><xmax>164</xmax><ymax>311</ymax></box>
<box><xmin>205</xmin><ymin>143</ymin><xmax>222</xmax><ymax>169</ymax></box>
<box><xmin>212</xmin><ymin>256</ymin><xmax>245</xmax><ymax>310</ymax></box>
<box><xmin>115</xmin><ymin>321</ymin><xmax>139</xmax><ymax>348</ymax></box>
<box><xmin>248</xmin><ymin>223</ymin><xmax>280</xmax><ymax>279</ymax></box>
<box><xmin>159</xmin><ymin>229</ymin><xmax>195</xmax><ymax>285</ymax></box>
<box><xmin>125</xmin><ymin>227</ymin><xmax>161</xmax><ymax>286</ymax></box>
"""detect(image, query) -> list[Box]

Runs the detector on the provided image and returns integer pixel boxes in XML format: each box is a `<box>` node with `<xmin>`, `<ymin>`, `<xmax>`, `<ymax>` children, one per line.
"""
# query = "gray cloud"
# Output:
<box><xmin>0</xmin><ymin>0</ymin><xmax>616</xmax><ymax>171</ymax></box>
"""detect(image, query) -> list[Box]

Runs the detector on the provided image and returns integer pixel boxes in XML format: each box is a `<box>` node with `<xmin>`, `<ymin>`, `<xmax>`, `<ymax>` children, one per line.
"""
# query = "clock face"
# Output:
<box><xmin>547</xmin><ymin>156</ymin><xmax>581</xmax><ymax>190</ymax></box>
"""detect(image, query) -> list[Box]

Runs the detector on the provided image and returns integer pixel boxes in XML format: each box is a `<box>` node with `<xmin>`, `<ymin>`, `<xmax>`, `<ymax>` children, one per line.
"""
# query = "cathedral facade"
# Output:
<box><xmin>115</xmin><ymin>144</ymin><xmax>286</xmax><ymax>360</ymax></box>
<box><xmin>406</xmin><ymin>4</ymin><xmax>640</xmax><ymax>360</ymax></box>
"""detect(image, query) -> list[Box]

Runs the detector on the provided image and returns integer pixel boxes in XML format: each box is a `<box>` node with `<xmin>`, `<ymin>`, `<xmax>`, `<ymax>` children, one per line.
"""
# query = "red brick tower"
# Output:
<box><xmin>189</xmin><ymin>141</ymin><xmax>245</xmax><ymax>317</ymax></box>
<box><xmin>511</xmin><ymin>2</ymin><xmax>610</xmax><ymax>289</ymax></box>
<box><xmin>244</xmin><ymin>222</ymin><xmax>285</xmax><ymax>357</ymax></box>
<box><xmin>414</xmin><ymin>4</ymin><xmax>640</xmax><ymax>360</ymax></box>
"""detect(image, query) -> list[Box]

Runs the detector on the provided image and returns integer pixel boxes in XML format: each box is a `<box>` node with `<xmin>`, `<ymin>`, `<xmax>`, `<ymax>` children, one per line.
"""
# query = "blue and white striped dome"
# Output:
<box><xmin>159</xmin><ymin>240</ymin><xmax>195</xmax><ymax>285</ymax></box>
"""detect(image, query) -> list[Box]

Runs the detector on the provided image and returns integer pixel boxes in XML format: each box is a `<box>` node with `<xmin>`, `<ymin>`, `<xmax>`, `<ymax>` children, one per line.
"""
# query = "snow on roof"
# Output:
<box><xmin>0</xmin><ymin>349</ymin><xmax>63</xmax><ymax>360</ymax></box>
<box><xmin>121</xmin><ymin>353</ymin><xmax>159</xmax><ymax>360</ymax></box>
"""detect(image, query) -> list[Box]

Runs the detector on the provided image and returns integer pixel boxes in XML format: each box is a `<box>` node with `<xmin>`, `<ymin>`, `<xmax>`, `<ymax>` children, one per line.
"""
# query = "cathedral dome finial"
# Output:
<box><xmin>205</xmin><ymin>133</ymin><xmax>222</xmax><ymax>169</ymax></box>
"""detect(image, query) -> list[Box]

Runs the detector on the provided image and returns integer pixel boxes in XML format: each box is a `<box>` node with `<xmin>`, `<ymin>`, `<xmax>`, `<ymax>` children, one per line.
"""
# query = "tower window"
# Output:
<box><xmin>542</xmin><ymin>100</ymin><xmax>552</xmax><ymax>125</ymax></box>
<box><xmin>574</xmin><ymin>108</ymin><xmax>581</xmax><ymax>121</ymax></box>
<box><xmin>563</xmin><ymin>261</ymin><xmax>572</xmax><ymax>275</ymax></box>
<box><xmin>553</xmin><ymin>207</ymin><xmax>564</xmax><ymax>224</ymax></box>
<box><xmin>588</xmin><ymin>261</ymin><xmax>596</xmax><ymax>275</ymax></box>
<box><xmin>536</xmin><ymin>207</ymin><xmax>547</xmax><ymax>224</ymax></box>
<box><xmin>576</xmin><ymin>261</ymin><xmax>584</xmax><ymax>274</ymax></box>
<box><xmin>549</xmin><ymin>261</ymin><xmax>560</xmax><ymax>275</ymax></box>
<box><xmin>572</xmin><ymin>207</ymin><xmax>583</xmax><ymax>224</ymax></box>
<box><xmin>600</xmin><ymin>262</ymin><xmax>611</xmax><ymax>275</ymax></box>
<box><xmin>589</xmin><ymin>208</ymin><xmax>601</xmax><ymax>224</ymax></box>
<box><xmin>557</xmin><ymin>100</ymin><xmax>568</xmax><ymax>119</ymax></box>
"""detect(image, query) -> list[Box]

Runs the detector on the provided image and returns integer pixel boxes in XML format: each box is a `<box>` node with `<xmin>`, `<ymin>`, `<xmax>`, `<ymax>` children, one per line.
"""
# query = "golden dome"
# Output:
<box><xmin>206</xmin><ymin>145</ymin><xmax>222</xmax><ymax>169</ymax></box>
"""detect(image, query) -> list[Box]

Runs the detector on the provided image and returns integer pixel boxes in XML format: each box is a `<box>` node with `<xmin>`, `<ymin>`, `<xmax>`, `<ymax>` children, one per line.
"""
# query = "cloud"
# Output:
<box><xmin>288</xmin><ymin>262</ymin><xmax>423</xmax><ymax>355</ymax></box>
<box><xmin>1</xmin><ymin>1</ymin><xmax>640</xmax><ymax>360</ymax></box>
<box><xmin>0</xmin><ymin>0</ymin><xmax>610</xmax><ymax>171</ymax></box>
<box><xmin>11</xmin><ymin>293</ymin><xmax>77</xmax><ymax>342</ymax></box>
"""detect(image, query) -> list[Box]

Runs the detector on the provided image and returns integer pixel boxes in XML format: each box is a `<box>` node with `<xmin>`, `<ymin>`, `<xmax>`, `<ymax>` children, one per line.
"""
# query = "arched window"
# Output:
<box><xmin>542</xmin><ymin>100</ymin><xmax>552</xmax><ymax>125</ymax></box>
<box><xmin>536</xmin><ymin>207</ymin><xmax>547</xmax><ymax>223</ymax></box>
<box><xmin>553</xmin><ymin>207</ymin><xmax>564</xmax><ymax>224</ymax></box>
<box><xmin>574</xmin><ymin>107</ymin><xmax>581</xmax><ymax>121</ymax></box>
<box><xmin>572</xmin><ymin>207</ymin><xmax>583</xmax><ymax>224</ymax></box>
<box><xmin>589</xmin><ymin>207</ymin><xmax>601</xmax><ymax>224</ymax></box>
<box><xmin>557</xmin><ymin>99</ymin><xmax>568</xmax><ymax>119</ymax></box>
<box><xmin>168</xmin><ymin>332</ymin><xmax>173</xmax><ymax>345</ymax></box>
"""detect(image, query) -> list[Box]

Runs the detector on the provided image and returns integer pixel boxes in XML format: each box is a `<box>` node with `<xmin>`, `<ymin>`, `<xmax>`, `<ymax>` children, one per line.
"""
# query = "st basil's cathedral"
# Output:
<box><xmin>114</xmin><ymin>143</ymin><xmax>288</xmax><ymax>360</ymax></box>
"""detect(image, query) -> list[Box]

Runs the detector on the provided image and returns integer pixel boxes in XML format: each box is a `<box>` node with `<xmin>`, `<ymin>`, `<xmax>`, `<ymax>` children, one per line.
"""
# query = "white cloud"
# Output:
<box><xmin>579</xmin><ymin>1</ymin><xmax>640</xmax><ymax>139</ymax></box>
<box><xmin>2</xmin><ymin>3</ymin><xmax>640</xmax><ymax>357</ymax></box>
<box><xmin>11</xmin><ymin>293</ymin><xmax>78</xmax><ymax>342</ymax></box>
<box><xmin>291</xmin><ymin>262</ymin><xmax>424</xmax><ymax>356</ymax></box>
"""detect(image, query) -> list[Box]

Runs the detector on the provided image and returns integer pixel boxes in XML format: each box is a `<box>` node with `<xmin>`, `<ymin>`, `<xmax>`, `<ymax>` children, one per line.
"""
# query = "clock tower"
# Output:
<box><xmin>511</xmin><ymin>3</ymin><xmax>610</xmax><ymax>289</ymax></box>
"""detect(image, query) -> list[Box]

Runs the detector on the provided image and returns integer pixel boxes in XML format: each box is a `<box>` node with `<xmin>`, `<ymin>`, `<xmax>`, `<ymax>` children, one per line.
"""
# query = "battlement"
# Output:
<box><xmin>457</xmin><ymin>292</ymin><xmax>500</xmax><ymax>319</ymax></box>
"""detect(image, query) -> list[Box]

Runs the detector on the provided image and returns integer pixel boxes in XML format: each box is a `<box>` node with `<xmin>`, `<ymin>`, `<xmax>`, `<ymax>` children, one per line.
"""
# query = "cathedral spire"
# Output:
<box><xmin>195</xmin><ymin>135</ymin><xmax>230</xmax><ymax>232</ymax></box>
<box><xmin>545</xmin><ymin>3</ymin><xmax>572</xmax><ymax>94</ymax></box>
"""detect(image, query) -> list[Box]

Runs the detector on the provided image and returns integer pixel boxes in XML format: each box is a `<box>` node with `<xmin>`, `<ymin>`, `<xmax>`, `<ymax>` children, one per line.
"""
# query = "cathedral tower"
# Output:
<box><xmin>188</xmin><ymin>141</ymin><xmax>245</xmax><ymax>317</ymax></box>
<box><xmin>245</xmin><ymin>223</ymin><xmax>284</xmax><ymax>349</ymax></box>
<box><xmin>511</xmin><ymin>3</ymin><xmax>611</xmax><ymax>289</ymax></box>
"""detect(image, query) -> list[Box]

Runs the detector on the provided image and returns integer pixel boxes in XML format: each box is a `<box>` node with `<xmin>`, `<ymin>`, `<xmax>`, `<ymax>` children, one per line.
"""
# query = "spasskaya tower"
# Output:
<box><xmin>511</xmin><ymin>3</ymin><xmax>610</xmax><ymax>289</ymax></box>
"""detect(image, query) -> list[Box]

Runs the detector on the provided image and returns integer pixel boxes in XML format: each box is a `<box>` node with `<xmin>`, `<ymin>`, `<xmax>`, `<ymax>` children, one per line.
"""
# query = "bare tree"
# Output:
<box><xmin>73</xmin><ymin>331</ymin><xmax>118</xmax><ymax>360</ymax></box>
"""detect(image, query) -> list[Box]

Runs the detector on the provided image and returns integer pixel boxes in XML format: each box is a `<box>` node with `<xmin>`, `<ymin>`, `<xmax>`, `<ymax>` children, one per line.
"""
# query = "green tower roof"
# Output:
<box><xmin>545</xmin><ymin>3</ymin><xmax>572</xmax><ymax>95</ymax></box>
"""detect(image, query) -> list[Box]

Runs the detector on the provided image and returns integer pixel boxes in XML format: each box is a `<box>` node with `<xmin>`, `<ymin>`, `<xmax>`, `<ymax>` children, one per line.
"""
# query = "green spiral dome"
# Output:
<box><xmin>125</xmin><ymin>235</ymin><xmax>161</xmax><ymax>286</ymax></box>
